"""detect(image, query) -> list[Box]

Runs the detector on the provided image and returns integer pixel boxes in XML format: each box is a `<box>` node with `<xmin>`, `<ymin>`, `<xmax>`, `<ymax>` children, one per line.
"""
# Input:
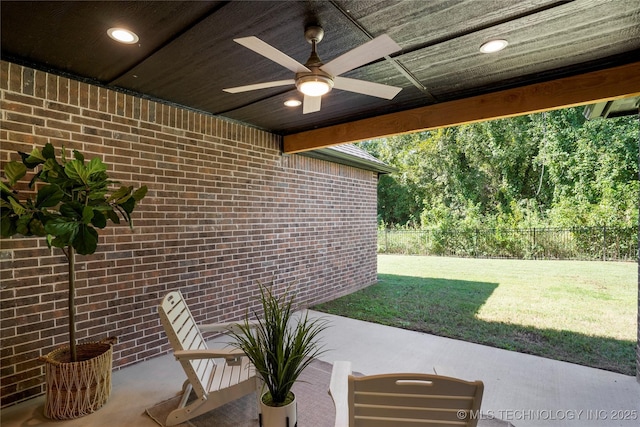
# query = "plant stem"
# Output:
<box><xmin>67</xmin><ymin>246</ymin><xmax>77</xmax><ymax>362</ymax></box>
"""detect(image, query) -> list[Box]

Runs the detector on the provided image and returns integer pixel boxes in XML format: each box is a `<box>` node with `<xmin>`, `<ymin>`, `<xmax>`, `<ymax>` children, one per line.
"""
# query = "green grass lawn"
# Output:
<box><xmin>313</xmin><ymin>254</ymin><xmax>638</xmax><ymax>375</ymax></box>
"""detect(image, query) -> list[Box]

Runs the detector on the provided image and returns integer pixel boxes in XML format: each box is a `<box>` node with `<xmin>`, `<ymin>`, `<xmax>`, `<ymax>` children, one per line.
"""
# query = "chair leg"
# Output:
<box><xmin>166</xmin><ymin>394</ymin><xmax>207</xmax><ymax>426</ymax></box>
<box><xmin>179</xmin><ymin>383</ymin><xmax>193</xmax><ymax>408</ymax></box>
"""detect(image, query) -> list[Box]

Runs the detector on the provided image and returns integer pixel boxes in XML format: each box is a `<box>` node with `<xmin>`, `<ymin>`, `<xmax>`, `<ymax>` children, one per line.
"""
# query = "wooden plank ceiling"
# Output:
<box><xmin>2</xmin><ymin>0</ymin><xmax>639</xmax><ymax>153</ymax></box>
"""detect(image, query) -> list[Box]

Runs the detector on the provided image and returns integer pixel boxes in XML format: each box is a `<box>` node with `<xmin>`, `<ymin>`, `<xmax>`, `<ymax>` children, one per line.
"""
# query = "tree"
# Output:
<box><xmin>1</xmin><ymin>143</ymin><xmax>147</xmax><ymax>361</ymax></box>
<box><xmin>359</xmin><ymin>107</ymin><xmax>638</xmax><ymax>229</ymax></box>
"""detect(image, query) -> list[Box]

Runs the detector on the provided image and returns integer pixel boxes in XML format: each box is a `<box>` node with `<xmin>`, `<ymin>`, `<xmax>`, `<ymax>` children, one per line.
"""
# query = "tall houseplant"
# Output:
<box><xmin>1</xmin><ymin>143</ymin><xmax>147</xmax><ymax>417</ymax></box>
<box><xmin>230</xmin><ymin>282</ymin><xmax>328</xmax><ymax>426</ymax></box>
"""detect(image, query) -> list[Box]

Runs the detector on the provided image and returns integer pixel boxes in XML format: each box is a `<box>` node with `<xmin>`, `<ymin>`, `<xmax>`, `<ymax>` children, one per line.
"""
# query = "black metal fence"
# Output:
<box><xmin>378</xmin><ymin>226</ymin><xmax>638</xmax><ymax>261</ymax></box>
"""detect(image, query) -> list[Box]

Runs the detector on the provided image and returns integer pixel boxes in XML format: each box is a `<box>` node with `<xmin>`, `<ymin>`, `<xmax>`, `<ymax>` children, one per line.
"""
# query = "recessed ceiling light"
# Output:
<box><xmin>284</xmin><ymin>99</ymin><xmax>302</xmax><ymax>107</ymax></box>
<box><xmin>107</xmin><ymin>28</ymin><xmax>139</xmax><ymax>44</ymax></box>
<box><xmin>480</xmin><ymin>39</ymin><xmax>508</xmax><ymax>53</ymax></box>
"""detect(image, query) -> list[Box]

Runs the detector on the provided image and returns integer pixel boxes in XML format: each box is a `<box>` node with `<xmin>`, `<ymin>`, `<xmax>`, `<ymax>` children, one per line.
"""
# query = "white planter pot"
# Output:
<box><xmin>259</xmin><ymin>392</ymin><xmax>297</xmax><ymax>427</ymax></box>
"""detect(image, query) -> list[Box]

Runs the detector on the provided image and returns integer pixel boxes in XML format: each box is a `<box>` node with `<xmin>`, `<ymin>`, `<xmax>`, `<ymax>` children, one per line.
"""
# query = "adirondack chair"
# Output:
<box><xmin>158</xmin><ymin>291</ymin><xmax>260</xmax><ymax>426</ymax></box>
<box><xmin>329</xmin><ymin>361</ymin><xmax>484</xmax><ymax>427</ymax></box>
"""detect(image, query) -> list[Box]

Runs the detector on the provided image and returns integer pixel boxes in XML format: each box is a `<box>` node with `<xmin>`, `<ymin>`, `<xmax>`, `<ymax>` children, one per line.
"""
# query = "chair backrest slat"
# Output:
<box><xmin>349</xmin><ymin>373</ymin><xmax>483</xmax><ymax>427</ymax></box>
<box><xmin>159</xmin><ymin>291</ymin><xmax>216</xmax><ymax>398</ymax></box>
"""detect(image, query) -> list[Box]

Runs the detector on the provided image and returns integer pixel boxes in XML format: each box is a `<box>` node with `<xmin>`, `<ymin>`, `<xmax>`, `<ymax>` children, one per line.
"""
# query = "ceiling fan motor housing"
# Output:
<box><xmin>296</xmin><ymin>25</ymin><xmax>334</xmax><ymax>96</ymax></box>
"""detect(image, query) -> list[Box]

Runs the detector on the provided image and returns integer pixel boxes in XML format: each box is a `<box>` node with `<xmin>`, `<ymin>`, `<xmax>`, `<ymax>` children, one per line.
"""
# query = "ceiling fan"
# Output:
<box><xmin>223</xmin><ymin>26</ymin><xmax>403</xmax><ymax>114</ymax></box>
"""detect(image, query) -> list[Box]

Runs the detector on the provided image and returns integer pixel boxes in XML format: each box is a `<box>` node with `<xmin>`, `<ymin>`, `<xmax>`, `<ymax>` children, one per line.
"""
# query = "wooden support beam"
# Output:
<box><xmin>283</xmin><ymin>61</ymin><xmax>640</xmax><ymax>154</ymax></box>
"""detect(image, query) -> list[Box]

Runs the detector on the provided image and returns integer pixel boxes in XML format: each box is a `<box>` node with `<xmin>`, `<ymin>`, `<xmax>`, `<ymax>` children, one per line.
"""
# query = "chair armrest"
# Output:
<box><xmin>173</xmin><ymin>348</ymin><xmax>246</xmax><ymax>363</ymax></box>
<box><xmin>329</xmin><ymin>361</ymin><xmax>351</xmax><ymax>427</ymax></box>
<box><xmin>199</xmin><ymin>320</ymin><xmax>260</xmax><ymax>333</ymax></box>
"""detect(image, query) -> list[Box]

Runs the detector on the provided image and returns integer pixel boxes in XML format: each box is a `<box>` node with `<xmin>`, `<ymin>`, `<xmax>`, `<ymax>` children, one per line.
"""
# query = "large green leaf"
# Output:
<box><xmin>29</xmin><ymin>218</ymin><xmax>46</xmax><ymax>236</ymax></box>
<box><xmin>82</xmin><ymin>206</ymin><xmax>94</xmax><ymax>224</ymax></box>
<box><xmin>120</xmin><ymin>196</ymin><xmax>136</xmax><ymax>214</ymax></box>
<box><xmin>0</xmin><ymin>181</ymin><xmax>13</xmax><ymax>196</ymax></box>
<box><xmin>64</xmin><ymin>159</ymin><xmax>88</xmax><ymax>184</ymax></box>
<box><xmin>4</xmin><ymin>162</ymin><xmax>27</xmax><ymax>186</ymax></box>
<box><xmin>49</xmin><ymin>235</ymin><xmax>69</xmax><ymax>249</ymax></box>
<box><xmin>19</xmin><ymin>148</ymin><xmax>46</xmax><ymax>168</ymax></box>
<box><xmin>42</xmin><ymin>143</ymin><xmax>55</xmax><ymax>160</ymax></box>
<box><xmin>35</xmin><ymin>185</ymin><xmax>63</xmax><ymax>208</ymax></box>
<box><xmin>87</xmin><ymin>187</ymin><xmax>109</xmax><ymax>201</ymax></box>
<box><xmin>1</xmin><ymin>212</ymin><xmax>16</xmax><ymax>237</ymax></box>
<box><xmin>108</xmin><ymin>186</ymin><xmax>132</xmax><ymax>203</ymax></box>
<box><xmin>41</xmin><ymin>158</ymin><xmax>62</xmax><ymax>177</ymax></box>
<box><xmin>73</xmin><ymin>149</ymin><xmax>84</xmax><ymax>162</ymax></box>
<box><xmin>105</xmin><ymin>209</ymin><xmax>120</xmax><ymax>224</ymax></box>
<box><xmin>91</xmin><ymin>210</ymin><xmax>107</xmax><ymax>228</ymax></box>
<box><xmin>86</xmin><ymin>157</ymin><xmax>107</xmax><ymax>177</ymax></box>
<box><xmin>133</xmin><ymin>185</ymin><xmax>148</xmax><ymax>201</ymax></box>
<box><xmin>8</xmin><ymin>196</ymin><xmax>26</xmax><ymax>215</ymax></box>
<box><xmin>28</xmin><ymin>170</ymin><xmax>42</xmax><ymax>189</ymax></box>
<box><xmin>59</xmin><ymin>202</ymin><xmax>83</xmax><ymax>219</ymax></box>
<box><xmin>73</xmin><ymin>224</ymin><xmax>98</xmax><ymax>255</ymax></box>
<box><xmin>16</xmin><ymin>214</ymin><xmax>33</xmax><ymax>235</ymax></box>
<box><xmin>44</xmin><ymin>217</ymin><xmax>79</xmax><ymax>245</ymax></box>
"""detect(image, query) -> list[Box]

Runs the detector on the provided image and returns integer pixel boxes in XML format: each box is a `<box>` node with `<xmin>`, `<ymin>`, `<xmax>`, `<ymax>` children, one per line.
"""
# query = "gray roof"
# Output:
<box><xmin>584</xmin><ymin>96</ymin><xmax>640</xmax><ymax>119</ymax></box>
<box><xmin>301</xmin><ymin>144</ymin><xmax>395</xmax><ymax>174</ymax></box>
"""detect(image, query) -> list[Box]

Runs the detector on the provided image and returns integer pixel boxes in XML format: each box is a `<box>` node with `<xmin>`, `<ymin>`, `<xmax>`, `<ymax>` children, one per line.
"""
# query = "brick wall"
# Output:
<box><xmin>0</xmin><ymin>62</ymin><xmax>379</xmax><ymax>406</ymax></box>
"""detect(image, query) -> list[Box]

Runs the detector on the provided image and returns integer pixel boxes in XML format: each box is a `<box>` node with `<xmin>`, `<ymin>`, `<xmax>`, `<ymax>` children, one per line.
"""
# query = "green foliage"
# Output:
<box><xmin>1</xmin><ymin>143</ymin><xmax>148</xmax><ymax>255</ymax></box>
<box><xmin>1</xmin><ymin>142</ymin><xmax>147</xmax><ymax>362</ymax></box>
<box><xmin>378</xmin><ymin>226</ymin><xmax>637</xmax><ymax>261</ymax></box>
<box><xmin>377</xmin><ymin>174</ymin><xmax>419</xmax><ymax>225</ymax></box>
<box><xmin>229</xmin><ymin>283</ymin><xmax>328</xmax><ymax>406</ymax></box>
<box><xmin>360</xmin><ymin>108</ymin><xmax>638</xmax><ymax>230</ymax></box>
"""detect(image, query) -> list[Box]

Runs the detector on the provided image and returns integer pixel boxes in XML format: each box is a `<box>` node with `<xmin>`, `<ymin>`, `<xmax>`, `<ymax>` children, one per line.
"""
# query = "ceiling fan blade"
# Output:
<box><xmin>303</xmin><ymin>95</ymin><xmax>322</xmax><ymax>114</ymax></box>
<box><xmin>321</xmin><ymin>34</ymin><xmax>401</xmax><ymax>77</ymax></box>
<box><xmin>223</xmin><ymin>79</ymin><xmax>295</xmax><ymax>93</ymax></box>
<box><xmin>234</xmin><ymin>37</ymin><xmax>310</xmax><ymax>73</ymax></box>
<box><xmin>333</xmin><ymin>76</ymin><xmax>402</xmax><ymax>100</ymax></box>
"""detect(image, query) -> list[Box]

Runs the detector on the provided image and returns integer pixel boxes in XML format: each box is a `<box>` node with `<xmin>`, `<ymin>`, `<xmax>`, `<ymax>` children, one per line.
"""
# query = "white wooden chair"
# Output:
<box><xmin>329</xmin><ymin>361</ymin><xmax>484</xmax><ymax>427</ymax></box>
<box><xmin>158</xmin><ymin>291</ymin><xmax>260</xmax><ymax>426</ymax></box>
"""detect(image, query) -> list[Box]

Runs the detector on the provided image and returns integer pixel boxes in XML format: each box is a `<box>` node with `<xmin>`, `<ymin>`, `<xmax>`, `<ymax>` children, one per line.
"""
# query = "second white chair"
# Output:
<box><xmin>329</xmin><ymin>361</ymin><xmax>484</xmax><ymax>427</ymax></box>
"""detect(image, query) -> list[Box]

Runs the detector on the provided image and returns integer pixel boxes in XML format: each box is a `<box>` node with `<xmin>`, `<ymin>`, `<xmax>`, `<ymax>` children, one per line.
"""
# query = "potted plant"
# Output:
<box><xmin>229</xmin><ymin>282</ymin><xmax>329</xmax><ymax>427</ymax></box>
<box><xmin>1</xmin><ymin>143</ymin><xmax>147</xmax><ymax>419</ymax></box>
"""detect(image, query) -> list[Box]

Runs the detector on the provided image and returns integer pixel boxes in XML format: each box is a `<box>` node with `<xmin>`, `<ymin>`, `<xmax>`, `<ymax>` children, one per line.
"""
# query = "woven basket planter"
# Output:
<box><xmin>40</xmin><ymin>339</ymin><xmax>115</xmax><ymax>419</ymax></box>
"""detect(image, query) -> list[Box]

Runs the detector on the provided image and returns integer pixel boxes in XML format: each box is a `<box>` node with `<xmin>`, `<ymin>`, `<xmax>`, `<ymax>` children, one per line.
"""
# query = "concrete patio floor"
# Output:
<box><xmin>2</xmin><ymin>311</ymin><xmax>639</xmax><ymax>427</ymax></box>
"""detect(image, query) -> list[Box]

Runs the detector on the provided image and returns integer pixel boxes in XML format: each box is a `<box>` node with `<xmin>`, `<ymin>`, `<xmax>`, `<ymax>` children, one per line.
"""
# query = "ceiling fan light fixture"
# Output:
<box><xmin>225</xmin><ymin>26</ymin><xmax>402</xmax><ymax>114</ymax></box>
<box><xmin>107</xmin><ymin>27</ymin><xmax>139</xmax><ymax>44</ymax></box>
<box><xmin>480</xmin><ymin>39</ymin><xmax>508</xmax><ymax>53</ymax></box>
<box><xmin>296</xmin><ymin>75</ymin><xmax>334</xmax><ymax>97</ymax></box>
